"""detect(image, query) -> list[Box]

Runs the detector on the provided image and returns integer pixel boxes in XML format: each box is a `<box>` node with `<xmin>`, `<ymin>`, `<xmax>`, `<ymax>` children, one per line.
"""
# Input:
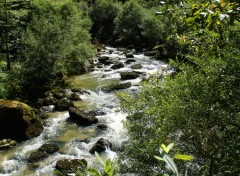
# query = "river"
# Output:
<box><xmin>0</xmin><ymin>46</ymin><xmax>172</xmax><ymax>176</ymax></box>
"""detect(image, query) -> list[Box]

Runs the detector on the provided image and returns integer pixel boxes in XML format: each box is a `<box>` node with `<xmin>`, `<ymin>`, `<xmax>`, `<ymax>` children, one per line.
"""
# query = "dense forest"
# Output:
<box><xmin>0</xmin><ymin>0</ymin><xmax>239</xmax><ymax>175</ymax></box>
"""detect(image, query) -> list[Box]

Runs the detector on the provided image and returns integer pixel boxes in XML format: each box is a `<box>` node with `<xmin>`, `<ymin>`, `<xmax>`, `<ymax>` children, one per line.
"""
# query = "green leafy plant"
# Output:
<box><xmin>87</xmin><ymin>152</ymin><xmax>119</xmax><ymax>176</ymax></box>
<box><xmin>154</xmin><ymin>143</ymin><xmax>193</xmax><ymax>176</ymax></box>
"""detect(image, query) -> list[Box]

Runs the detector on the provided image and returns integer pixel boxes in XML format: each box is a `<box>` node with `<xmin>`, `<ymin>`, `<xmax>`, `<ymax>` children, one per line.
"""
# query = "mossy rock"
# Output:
<box><xmin>111</xmin><ymin>61</ymin><xmax>124</xmax><ymax>69</ymax></box>
<box><xmin>104</xmin><ymin>82</ymin><xmax>132</xmax><ymax>92</ymax></box>
<box><xmin>0</xmin><ymin>99</ymin><xmax>43</xmax><ymax>142</ymax></box>
<box><xmin>131</xmin><ymin>64</ymin><xmax>142</xmax><ymax>69</ymax></box>
<box><xmin>120</xmin><ymin>72</ymin><xmax>139</xmax><ymax>80</ymax></box>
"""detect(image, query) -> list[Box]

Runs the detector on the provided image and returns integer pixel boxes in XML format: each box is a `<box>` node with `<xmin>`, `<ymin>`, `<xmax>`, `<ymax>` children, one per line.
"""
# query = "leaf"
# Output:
<box><xmin>166</xmin><ymin>143</ymin><xmax>174</xmax><ymax>153</ymax></box>
<box><xmin>154</xmin><ymin>155</ymin><xmax>165</xmax><ymax>161</ymax></box>
<box><xmin>109</xmin><ymin>159</ymin><xmax>119</xmax><ymax>176</ymax></box>
<box><xmin>105</xmin><ymin>159</ymin><xmax>111</xmax><ymax>174</ymax></box>
<box><xmin>161</xmin><ymin>144</ymin><xmax>168</xmax><ymax>153</ymax></box>
<box><xmin>174</xmin><ymin>154</ymin><xmax>194</xmax><ymax>161</ymax></box>
<box><xmin>186</xmin><ymin>17</ymin><xmax>195</xmax><ymax>23</ymax></box>
<box><xmin>87</xmin><ymin>168</ymin><xmax>102</xmax><ymax>176</ymax></box>
<box><xmin>163</xmin><ymin>154</ymin><xmax>179</xmax><ymax>176</ymax></box>
<box><xmin>161</xmin><ymin>143</ymin><xmax>174</xmax><ymax>153</ymax></box>
<box><xmin>95</xmin><ymin>152</ymin><xmax>105</xmax><ymax>167</ymax></box>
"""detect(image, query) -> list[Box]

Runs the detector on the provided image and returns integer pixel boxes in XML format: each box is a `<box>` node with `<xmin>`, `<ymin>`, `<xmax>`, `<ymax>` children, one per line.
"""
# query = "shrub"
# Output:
<box><xmin>114</xmin><ymin>0</ymin><xmax>145</xmax><ymax>46</ymax></box>
<box><xmin>119</xmin><ymin>1</ymin><xmax>240</xmax><ymax>174</ymax></box>
<box><xmin>90</xmin><ymin>0</ymin><xmax>121</xmax><ymax>43</ymax></box>
<box><xmin>20</xmin><ymin>0</ymin><xmax>96</xmax><ymax>97</ymax></box>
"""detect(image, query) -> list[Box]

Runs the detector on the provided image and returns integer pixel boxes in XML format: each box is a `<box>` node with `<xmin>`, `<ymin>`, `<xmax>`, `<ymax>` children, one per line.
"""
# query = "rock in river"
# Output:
<box><xmin>0</xmin><ymin>99</ymin><xmax>43</xmax><ymax>142</ymax></box>
<box><xmin>104</xmin><ymin>82</ymin><xmax>132</xmax><ymax>92</ymax></box>
<box><xmin>120</xmin><ymin>72</ymin><xmax>139</xmax><ymax>80</ymax></box>
<box><xmin>0</xmin><ymin>139</ymin><xmax>17</xmax><ymax>150</ymax></box>
<box><xmin>89</xmin><ymin>138</ymin><xmax>112</xmax><ymax>154</ymax></box>
<box><xmin>55</xmin><ymin>159</ymin><xmax>87</xmax><ymax>175</ymax></box>
<box><xmin>111</xmin><ymin>61</ymin><xmax>124</xmax><ymax>69</ymax></box>
<box><xmin>69</xmin><ymin>107</ymin><xmax>98</xmax><ymax>126</ymax></box>
<box><xmin>28</xmin><ymin>143</ymin><xmax>59</xmax><ymax>162</ymax></box>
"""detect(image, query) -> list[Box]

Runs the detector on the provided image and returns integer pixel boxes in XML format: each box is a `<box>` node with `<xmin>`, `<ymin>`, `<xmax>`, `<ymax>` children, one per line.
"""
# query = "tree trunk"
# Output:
<box><xmin>4</xmin><ymin>0</ymin><xmax>10</xmax><ymax>70</ymax></box>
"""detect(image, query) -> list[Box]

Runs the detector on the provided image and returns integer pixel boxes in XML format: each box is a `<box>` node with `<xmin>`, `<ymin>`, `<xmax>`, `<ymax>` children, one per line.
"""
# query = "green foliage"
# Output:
<box><xmin>119</xmin><ymin>1</ymin><xmax>240</xmax><ymax>175</ymax></box>
<box><xmin>154</xmin><ymin>143</ymin><xmax>193</xmax><ymax>176</ymax></box>
<box><xmin>141</xmin><ymin>8</ymin><xmax>163</xmax><ymax>46</ymax></box>
<box><xmin>0</xmin><ymin>0</ymin><xmax>31</xmax><ymax>69</ymax></box>
<box><xmin>90</xmin><ymin>0</ymin><xmax>121</xmax><ymax>43</ymax></box>
<box><xmin>20</xmin><ymin>0</ymin><xmax>96</xmax><ymax>97</ymax></box>
<box><xmin>87</xmin><ymin>152</ymin><xmax>119</xmax><ymax>176</ymax></box>
<box><xmin>114</xmin><ymin>0</ymin><xmax>145</xmax><ymax>46</ymax></box>
<box><xmin>0</xmin><ymin>60</ymin><xmax>22</xmax><ymax>99</ymax></box>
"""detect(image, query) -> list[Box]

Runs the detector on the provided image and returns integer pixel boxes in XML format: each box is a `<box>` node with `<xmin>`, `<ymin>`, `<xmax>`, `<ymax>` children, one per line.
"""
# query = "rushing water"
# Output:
<box><xmin>0</xmin><ymin>46</ymin><xmax>172</xmax><ymax>176</ymax></box>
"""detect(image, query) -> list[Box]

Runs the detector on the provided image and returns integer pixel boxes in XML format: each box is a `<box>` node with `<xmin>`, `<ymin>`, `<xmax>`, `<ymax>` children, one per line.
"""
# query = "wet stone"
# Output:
<box><xmin>69</xmin><ymin>93</ymin><xmax>81</xmax><ymax>101</ymax></box>
<box><xmin>69</xmin><ymin>107</ymin><xmax>98</xmax><ymax>126</ymax></box>
<box><xmin>120</xmin><ymin>72</ymin><xmax>139</xmax><ymax>80</ymax></box>
<box><xmin>55</xmin><ymin>159</ymin><xmax>87</xmax><ymax>175</ymax></box>
<box><xmin>89</xmin><ymin>138</ymin><xmax>112</xmax><ymax>154</ymax></box>
<box><xmin>125</xmin><ymin>59</ymin><xmax>136</xmax><ymax>64</ymax></box>
<box><xmin>28</xmin><ymin>151</ymin><xmax>49</xmax><ymax>162</ymax></box>
<box><xmin>97</xmin><ymin>124</ymin><xmax>108</xmax><ymax>129</ymax></box>
<box><xmin>0</xmin><ymin>139</ymin><xmax>17</xmax><ymax>150</ymax></box>
<box><xmin>126</xmin><ymin>53</ymin><xmax>134</xmax><ymax>58</ymax></box>
<box><xmin>39</xmin><ymin>143</ymin><xmax>59</xmax><ymax>154</ymax></box>
<box><xmin>111</xmin><ymin>61</ymin><xmax>124</xmax><ymax>69</ymax></box>
<box><xmin>131</xmin><ymin>63</ymin><xmax>142</xmax><ymax>69</ymax></box>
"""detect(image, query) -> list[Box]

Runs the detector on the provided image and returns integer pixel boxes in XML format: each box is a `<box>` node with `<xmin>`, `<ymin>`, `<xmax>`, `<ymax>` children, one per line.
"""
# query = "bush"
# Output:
<box><xmin>114</xmin><ymin>0</ymin><xmax>145</xmax><ymax>46</ymax></box>
<box><xmin>141</xmin><ymin>9</ymin><xmax>163</xmax><ymax>47</ymax></box>
<box><xmin>20</xmin><ymin>0</ymin><xmax>96</xmax><ymax>97</ymax></box>
<box><xmin>90</xmin><ymin>0</ymin><xmax>121</xmax><ymax>43</ymax></box>
<box><xmin>119</xmin><ymin>1</ymin><xmax>240</xmax><ymax>175</ymax></box>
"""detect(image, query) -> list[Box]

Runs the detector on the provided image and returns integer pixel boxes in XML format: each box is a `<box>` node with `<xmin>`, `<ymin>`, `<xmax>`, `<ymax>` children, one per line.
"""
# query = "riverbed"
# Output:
<box><xmin>0</xmin><ymin>46</ymin><xmax>171</xmax><ymax>176</ymax></box>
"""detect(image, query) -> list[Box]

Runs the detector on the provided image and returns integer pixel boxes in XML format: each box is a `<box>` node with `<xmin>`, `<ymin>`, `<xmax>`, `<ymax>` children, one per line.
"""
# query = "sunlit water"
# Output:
<box><xmin>0</xmin><ymin>47</ymin><xmax>171</xmax><ymax>176</ymax></box>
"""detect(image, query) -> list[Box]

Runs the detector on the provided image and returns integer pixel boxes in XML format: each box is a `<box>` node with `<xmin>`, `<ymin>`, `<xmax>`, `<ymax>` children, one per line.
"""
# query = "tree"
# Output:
<box><xmin>20</xmin><ymin>0</ymin><xmax>96</xmax><ymax>98</ymax></box>
<box><xmin>119</xmin><ymin>1</ymin><xmax>240</xmax><ymax>175</ymax></box>
<box><xmin>0</xmin><ymin>0</ymin><xmax>31</xmax><ymax>70</ymax></box>
<box><xmin>90</xmin><ymin>0</ymin><xmax>121</xmax><ymax>43</ymax></box>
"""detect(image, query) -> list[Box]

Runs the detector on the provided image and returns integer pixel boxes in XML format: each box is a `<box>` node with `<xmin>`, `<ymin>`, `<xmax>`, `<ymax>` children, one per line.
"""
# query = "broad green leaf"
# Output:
<box><xmin>109</xmin><ymin>159</ymin><xmax>119</xmax><ymax>175</ymax></box>
<box><xmin>154</xmin><ymin>155</ymin><xmax>165</xmax><ymax>161</ymax></box>
<box><xmin>193</xmin><ymin>9</ymin><xmax>201</xmax><ymax>16</ymax></box>
<box><xmin>186</xmin><ymin>17</ymin><xmax>195</xmax><ymax>23</ymax></box>
<box><xmin>163</xmin><ymin>154</ymin><xmax>179</xmax><ymax>176</ymax></box>
<box><xmin>95</xmin><ymin>152</ymin><xmax>105</xmax><ymax>167</ymax></box>
<box><xmin>87</xmin><ymin>168</ymin><xmax>102</xmax><ymax>176</ymax></box>
<box><xmin>105</xmin><ymin>159</ymin><xmax>111</xmax><ymax>173</ymax></box>
<box><xmin>174</xmin><ymin>154</ymin><xmax>194</xmax><ymax>161</ymax></box>
<box><xmin>161</xmin><ymin>144</ymin><xmax>168</xmax><ymax>153</ymax></box>
<box><xmin>166</xmin><ymin>143</ymin><xmax>174</xmax><ymax>153</ymax></box>
<box><xmin>161</xmin><ymin>174</ymin><xmax>170</xmax><ymax>176</ymax></box>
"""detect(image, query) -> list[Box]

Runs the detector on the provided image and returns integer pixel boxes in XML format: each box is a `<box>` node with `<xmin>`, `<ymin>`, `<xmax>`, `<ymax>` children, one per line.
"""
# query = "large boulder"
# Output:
<box><xmin>126</xmin><ymin>53</ymin><xmax>134</xmax><ymax>58</ymax></box>
<box><xmin>28</xmin><ymin>151</ymin><xmax>49</xmax><ymax>163</ymax></box>
<box><xmin>104</xmin><ymin>82</ymin><xmax>132</xmax><ymax>92</ymax></box>
<box><xmin>89</xmin><ymin>138</ymin><xmax>112</xmax><ymax>154</ymax></box>
<box><xmin>120</xmin><ymin>72</ymin><xmax>139</xmax><ymax>80</ymax></box>
<box><xmin>111</xmin><ymin>61</ymin><xmax>124</xmax><ymax>69</ymax></box>
<box><xmin>131</xmin><ymin>64</ymin><xmax>142</xmax><ymax>69</ymax></box>
<box><xmin>69</xmin><ymin>93</ymin><xmax>81</xmax><ymax>101</ymax></box>
<box><xmin>28</xmin><ymin>143</ymin><xmax>59</xmax><ymax>162</ymax></box>
<box><xmin>55</xmin><ymin>159</ymin><xmax>87</xmax><ymax>175</ymax></box>
<box><xmin>98</xmin><ymin>56</ymin><xmax>109</xmax><ymax>64</ymax></box>
<box><xmin>0</xmin><ymin>99</ymin><xmax>43</xmax><ymax>142</ymax></box>
<box><xmin>39</xmin><ymin>143</ymin><xmax>60</xmax><ymax>154</ymax></box>
<box><xmin>55</xmin><ymin>99</ymin><xmax>74</xmax><ymax>111</ymax></box>
<box><xmin>69</xmin><ymin>107</ymin><xmax>98</xmax><ymax>126</ymax></box>
<box><xmin>125</xmin><ymin>59</ymin><xmax>136</xmax><ymax>64</ymax></box>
